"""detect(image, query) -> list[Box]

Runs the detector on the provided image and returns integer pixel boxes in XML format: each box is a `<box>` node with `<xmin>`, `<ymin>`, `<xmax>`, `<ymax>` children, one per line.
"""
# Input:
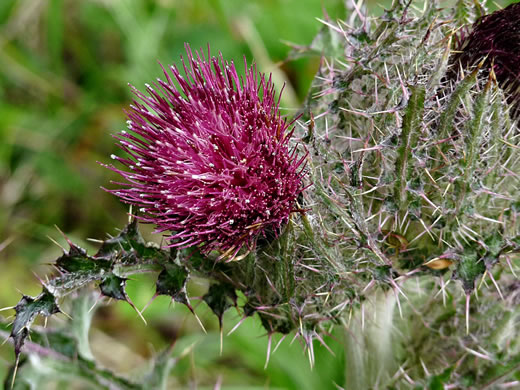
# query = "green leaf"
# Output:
<box><xmin>11</xmin><ymin>289</ymin><xmax>60</xmax><ymax>358</ymax></box>
<box><xmin>7</xmin><ymin>221</ymin><xmax>173</xmax><ymax>381</ymax></box>
<box><xmin>95</xmin><ymin>220</ymin><xmax>171</xmax><ymax>262</ymax></box>
<box><xmin>69</xmin><ymin>292</ymin><xmax>97</xmax><ymax>360</ymax></box>
<box><xmin>99</xmin><ymin>274</ymin><xmax>129</xmax><ymax>301</ymax></box>
<box><xmin>56</xmin><ymin>244</ymin><xmax>111</xmax><ymax>274</ymax></box>
<box><xmin>203</xmin><ymin>283</ymin><xmax>237</xmax><ymax>326</ymax></box>
<box><xmin>155</xmin><ymin>263</ymin><xmax>190</xmax><ymax>306</ymax></box>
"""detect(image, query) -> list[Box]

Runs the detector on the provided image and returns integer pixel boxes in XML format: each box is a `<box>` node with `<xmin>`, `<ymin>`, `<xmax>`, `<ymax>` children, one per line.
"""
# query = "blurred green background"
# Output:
<box><xmin>0</xmin><ymin>0</ymin><xmax>514</xmax><ymax>388</ymax></box>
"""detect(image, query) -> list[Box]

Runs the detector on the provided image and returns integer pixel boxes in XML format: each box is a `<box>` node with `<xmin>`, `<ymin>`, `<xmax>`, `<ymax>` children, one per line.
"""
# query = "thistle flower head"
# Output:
<box><xmin>451</xmin><ymin>2</ymin><xmax>520</xmax><ymax>117</ymax></box>
<box><xmin>106</xmin><ymin>45</ymin><xmax>306</xmax><ymax>258</ymax></box>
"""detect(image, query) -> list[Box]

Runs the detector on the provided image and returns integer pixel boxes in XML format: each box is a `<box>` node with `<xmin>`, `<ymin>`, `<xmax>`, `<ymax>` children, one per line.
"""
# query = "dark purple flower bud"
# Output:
<box><xmin>105</xmin><ymin>45</ymin><xmax>307</xmax><ymax>259</ymax></box>
<box><xmin>450</xmin><ymin>3</ymin><xmax>520</xmax><ymax>118</ymax></box>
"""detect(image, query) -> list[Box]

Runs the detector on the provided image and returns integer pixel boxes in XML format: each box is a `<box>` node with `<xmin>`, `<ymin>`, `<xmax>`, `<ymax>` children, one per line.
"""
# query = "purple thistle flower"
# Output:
<box><xmin>450</xmin><ymin>2</ymin><xmax>520</xmax><ymax>118</ymax></box>
<box><xmin>105</xmin><ymin>45</ymin><xmax>307</xmax><ymax>258</ymax></box>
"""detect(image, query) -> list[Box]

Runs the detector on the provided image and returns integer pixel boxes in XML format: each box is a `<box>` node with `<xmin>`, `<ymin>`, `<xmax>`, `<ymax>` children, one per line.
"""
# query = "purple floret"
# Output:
<box><xmin>450</xmin><ymin>2</ymin><xmax>520</xmax><ymax>118</ymax></box>
<box><xmin>105</xmin><ymin>44</ymin><xmax>307</xmax><ymax>258</ymax></box>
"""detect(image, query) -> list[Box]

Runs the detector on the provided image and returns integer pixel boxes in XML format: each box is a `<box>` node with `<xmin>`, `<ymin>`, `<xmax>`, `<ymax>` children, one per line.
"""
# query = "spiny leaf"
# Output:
<box><xmin>11</xmin><ymin>289</ymin><xmax>60</xmax><ymax>358</ymax></box>
<box><xmin>56</xmin><ymin>245</ymin><xmax>111</xmax><ymax>274</ymax></box>
<box><xmin>99</xmin><ymin>274</ymin><xmax>129</xmax><ymax>301</ymax></box>
<box><xmin>155</xmin><ymin>263</ymin><xmax>190</xmax><ymax>306</ymax></box>
<box><xmin>7</xmin><ymin>221</ymin><xmax>173</xmax><ymax>380</ymax></box>
<box><xmin>2</xmin><ymin>296</ymin><xmax>185</xmax><ymax>390</ymax></box>
<box><xmin>95</xmin><ymin>219</ymin><xmax>170</xmax><ymax>262</ymax></box>
<box><xmin>202</xmin><ymin>283</ymin><xmax>237</xmax><ymax>326</ymax></box>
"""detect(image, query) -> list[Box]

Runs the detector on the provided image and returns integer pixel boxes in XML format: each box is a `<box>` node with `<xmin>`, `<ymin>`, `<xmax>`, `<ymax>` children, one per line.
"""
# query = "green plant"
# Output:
<box><xmin>3</xmin><ymin>0</ymin><xmax>520</xmax><ymax>389</ymax></box>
